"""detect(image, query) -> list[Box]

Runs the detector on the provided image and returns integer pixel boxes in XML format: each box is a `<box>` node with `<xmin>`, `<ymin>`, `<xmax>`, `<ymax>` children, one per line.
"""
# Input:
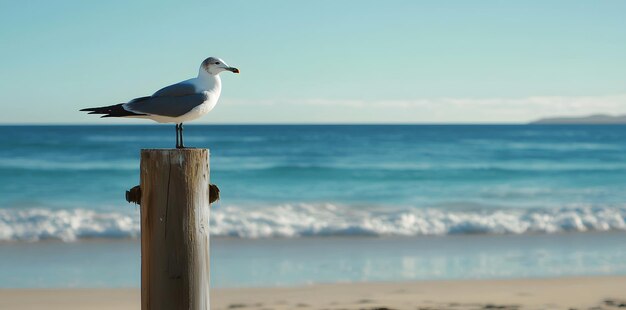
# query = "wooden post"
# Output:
<box><xmin>140</xmin><ymin>149</ymin><xmax>210</xmax><ymax>310</ymax></box>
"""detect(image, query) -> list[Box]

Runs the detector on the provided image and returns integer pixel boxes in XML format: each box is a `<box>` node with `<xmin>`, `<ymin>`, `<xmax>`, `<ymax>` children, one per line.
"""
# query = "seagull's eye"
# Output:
<box><xmin>214</xmin><ymin>62</ymin><xmax>220</xmax><ymax>65</ymax></box>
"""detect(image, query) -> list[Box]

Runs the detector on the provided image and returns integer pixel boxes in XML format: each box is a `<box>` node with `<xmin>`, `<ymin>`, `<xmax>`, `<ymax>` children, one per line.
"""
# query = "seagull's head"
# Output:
<box><xmin>201</xmin><ymin>57</ymin><xmax>240</xmax><ymax>76</ymax></box>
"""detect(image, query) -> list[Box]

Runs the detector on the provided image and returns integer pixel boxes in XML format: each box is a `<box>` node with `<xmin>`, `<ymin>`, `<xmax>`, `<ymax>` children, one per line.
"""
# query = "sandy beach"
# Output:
<box><xmin>1</xmin><ymin>276</ymin><xmax>625</xmax><ymax>310</ymax></box>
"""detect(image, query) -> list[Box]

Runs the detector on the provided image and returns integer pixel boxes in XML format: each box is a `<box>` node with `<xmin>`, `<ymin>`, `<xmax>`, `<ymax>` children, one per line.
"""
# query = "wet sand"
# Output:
<box><xmin>1</xmin><ymin>276</ymin><xmax>625</xmax><ymax>310</ymax></box>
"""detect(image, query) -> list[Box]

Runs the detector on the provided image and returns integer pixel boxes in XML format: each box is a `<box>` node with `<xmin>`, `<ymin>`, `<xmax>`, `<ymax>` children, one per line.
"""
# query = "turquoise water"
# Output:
<box><xmin>0</xmin><ymin>125</ymin><xmax>625</xmax><ymax>287</ymax></box>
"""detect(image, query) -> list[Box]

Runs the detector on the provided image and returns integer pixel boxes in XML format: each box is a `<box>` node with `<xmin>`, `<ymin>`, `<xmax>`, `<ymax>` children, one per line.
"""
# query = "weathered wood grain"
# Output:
<box><xmin>140</xmin><ymin>149</ymin><xmax>210</xmax><ymax>310</ymax></box>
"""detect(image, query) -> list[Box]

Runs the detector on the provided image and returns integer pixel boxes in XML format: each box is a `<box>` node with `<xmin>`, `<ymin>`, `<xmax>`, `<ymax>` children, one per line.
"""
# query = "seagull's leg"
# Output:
<box><xmin>175</xmin><ymin>124</ymin><xmax>178</xmax><ymax>148</ymax></box>
<box><xmin>179</xmin><ymin>123</ymin><xmax>185</xmax><ymax>148</ymax></box>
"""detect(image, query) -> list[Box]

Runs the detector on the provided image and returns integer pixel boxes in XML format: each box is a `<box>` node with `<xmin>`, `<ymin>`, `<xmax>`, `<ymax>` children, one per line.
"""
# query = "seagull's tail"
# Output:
<box><xmin>80</xmin><ymin>104</ymin><xmax>146</xmax><ymax>118</ymax></box>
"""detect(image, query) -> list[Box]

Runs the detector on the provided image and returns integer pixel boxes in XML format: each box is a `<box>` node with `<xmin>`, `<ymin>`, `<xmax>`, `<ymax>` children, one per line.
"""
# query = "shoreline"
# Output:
<box><xmin>2</xmin><ymin>232</ymin><xmax>626</xmax><ymax>288</ymax></box>
<box><xmin>1</xmin><ymin>276</ymin><xmax>625</xmax><ymax>310</ymax></box>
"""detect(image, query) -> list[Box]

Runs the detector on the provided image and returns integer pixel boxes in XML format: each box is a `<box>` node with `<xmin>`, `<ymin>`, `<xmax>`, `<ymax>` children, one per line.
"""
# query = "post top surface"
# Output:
<box><xmin>141</xmin><ymin>148</ymin><xmax>210</xmax><ymax>157</ymax></box>
<box><xmin>141</xmin><ymin>148</ymin><xmax>209</xmax><ymax>152</ymax></box>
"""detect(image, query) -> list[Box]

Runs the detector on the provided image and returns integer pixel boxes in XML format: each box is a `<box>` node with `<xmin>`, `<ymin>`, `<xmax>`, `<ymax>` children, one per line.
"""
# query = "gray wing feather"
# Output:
<box><xmin>152</xmin><ymin>82</ymin><xmax>197</xmax><ymax>97</ymax></box>
<box><xmin>125</xmin><ymin>93</ymin><xmax>207</xmax><ymax>117</ymax></box>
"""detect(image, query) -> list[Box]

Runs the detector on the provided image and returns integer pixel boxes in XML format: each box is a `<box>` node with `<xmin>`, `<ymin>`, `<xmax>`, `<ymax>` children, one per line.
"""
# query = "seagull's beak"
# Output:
<box><xmin>226</xmin><ymin>67</ymin><xmax>240</xmax><ymax>74</ymax></box>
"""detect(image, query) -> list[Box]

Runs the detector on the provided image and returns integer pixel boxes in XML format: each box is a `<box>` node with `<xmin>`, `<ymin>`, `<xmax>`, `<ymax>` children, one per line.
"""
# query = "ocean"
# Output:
<box><xmin>1</xmin><ymin>125</ymin><xmax>625</xmax><ymax>287</ymax></box>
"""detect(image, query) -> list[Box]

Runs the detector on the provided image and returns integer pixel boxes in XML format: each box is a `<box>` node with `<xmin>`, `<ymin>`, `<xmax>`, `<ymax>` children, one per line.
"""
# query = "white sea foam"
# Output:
<box><xmin>0</xmin><ymin>208</ymin><xmax>139</xmax><ymax>242</ymax></box>
<box><xmin>1</xmin><ymin>205</ymin><xmax>625</xmax><ymax>242</ymax></box>
<box><xmin>210</xmin><ymin>204</ymin><xmax>626</xmax><ymax>238</ymax></box>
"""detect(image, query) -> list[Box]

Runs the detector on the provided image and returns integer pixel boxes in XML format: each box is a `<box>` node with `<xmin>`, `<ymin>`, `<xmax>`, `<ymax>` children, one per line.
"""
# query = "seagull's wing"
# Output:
<box><xmin>152</xmin><ymin>82</ymin><xmax>197</xmax><ymax>97</ymax></box>
<box><xmin>124</xmin><ymin>82</ymin><xmax>208</xmax><ymax>117</ymax></box>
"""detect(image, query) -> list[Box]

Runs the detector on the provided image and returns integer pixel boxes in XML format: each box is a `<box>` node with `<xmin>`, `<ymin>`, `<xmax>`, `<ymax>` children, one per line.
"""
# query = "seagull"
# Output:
<box><xmin>80</xmin><ymin>57</ymin><xmax>239</xmax><ymax>148</ymax></box>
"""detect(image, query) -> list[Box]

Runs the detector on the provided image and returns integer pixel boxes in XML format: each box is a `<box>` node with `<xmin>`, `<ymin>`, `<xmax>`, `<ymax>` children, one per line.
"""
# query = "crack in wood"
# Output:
<box><xmin>164</xmin><ymin>154</ymin><xmax>173</xmax><ymax>239</ymax></box>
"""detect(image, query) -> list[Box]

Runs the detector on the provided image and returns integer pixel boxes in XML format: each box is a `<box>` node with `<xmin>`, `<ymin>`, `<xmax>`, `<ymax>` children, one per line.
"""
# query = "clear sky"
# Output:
<box><xmin>1</xmin><ymin>1</ymin><xmax>625</xmax><ymax>124</ymax></box>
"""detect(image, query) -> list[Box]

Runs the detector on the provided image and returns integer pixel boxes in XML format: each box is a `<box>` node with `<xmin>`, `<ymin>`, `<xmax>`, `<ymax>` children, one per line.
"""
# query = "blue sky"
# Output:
<box><xmin>1</xmin><ymin>1</ymin><xmax>625</xmax><ymax>124</ymax></box>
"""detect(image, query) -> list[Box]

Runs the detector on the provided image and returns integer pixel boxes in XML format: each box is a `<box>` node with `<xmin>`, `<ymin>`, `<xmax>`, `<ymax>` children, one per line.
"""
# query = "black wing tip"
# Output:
<box><xmin>80</xmin><ymin>103</ymin><xmax>146</xmax><ymax>118</ymax></box>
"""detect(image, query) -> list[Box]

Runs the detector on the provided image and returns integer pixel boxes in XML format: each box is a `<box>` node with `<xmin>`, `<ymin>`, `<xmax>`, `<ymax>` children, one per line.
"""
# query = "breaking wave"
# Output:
<box><xmin>0</xmin><ymin>208</ymin><xmax>140</xmax><ymax>242</ymax></box>
<box><xmin>1</xmin><ymin>204</ymin><xmax>625</xmax><ymax>242</ymax></box>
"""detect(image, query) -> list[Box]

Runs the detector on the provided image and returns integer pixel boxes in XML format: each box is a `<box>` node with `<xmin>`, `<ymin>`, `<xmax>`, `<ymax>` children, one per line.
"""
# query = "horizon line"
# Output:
<box><xmin>2</xmin><ymin>122</ymin><xmax>620</xmax><ymax>126</ymax></box>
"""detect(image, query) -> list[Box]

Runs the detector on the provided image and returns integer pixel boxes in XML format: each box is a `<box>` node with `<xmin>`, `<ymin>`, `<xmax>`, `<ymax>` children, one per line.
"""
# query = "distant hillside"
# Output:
<box><xmin>530</xmin><ymin>114</ymin><xmax>626</xmax><ymax>124</ymax></box>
